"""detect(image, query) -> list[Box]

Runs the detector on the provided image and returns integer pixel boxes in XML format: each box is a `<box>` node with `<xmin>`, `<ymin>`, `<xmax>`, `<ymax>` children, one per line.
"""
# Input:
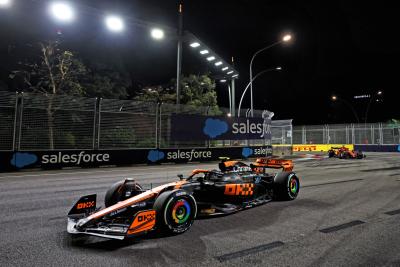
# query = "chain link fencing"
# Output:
<box><xmin>0</xmin><ymin>92</ymin><xmax>17</xmax><ymax>151</ymax></box>
<box><xmin>292</xmin><ymin>124</ymin><xmax>400</xmax><ymax>145</ymax></box>
<box><xmin>14</xmin><ymin>92</ymin><xmax>400</xmax><ymax>151</ymax></box>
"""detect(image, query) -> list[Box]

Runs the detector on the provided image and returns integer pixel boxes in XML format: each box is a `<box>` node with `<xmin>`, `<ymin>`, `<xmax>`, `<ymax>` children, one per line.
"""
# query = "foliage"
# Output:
<box><xmin>100</xmin><ymin>127</ymin><xmax>137</xmax><ymax>148</ymax></box>
<box><xmin>8</xmin><ymin>41</ymin><xmax>129</xmax><ymax>99</ymax></box>
<box><xmin>9</xmin><ymin>41</ymin><xmax>87</xmax><ymax>96</ymax></box>
<box><xmin>83</xmin><ymin>64</ymin><xmax>130</xmax><ymax>99</ymax></box>
<box><xmin>134</xmin><ymin>74</ymin><xmax>222</xmax><ymax>115</ymax></box>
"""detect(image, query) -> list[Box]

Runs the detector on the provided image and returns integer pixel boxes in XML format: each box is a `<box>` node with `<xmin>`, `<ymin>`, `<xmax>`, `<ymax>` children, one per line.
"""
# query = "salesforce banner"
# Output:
<box><xmin>0</xmin><ymin>146</ymin><xmax>272</xmax><ymax>171</ymax></box>
<box><xmin>170</xmin><ymin>114</ymin><xmax>272</xmax><ymax>141</ymax></box>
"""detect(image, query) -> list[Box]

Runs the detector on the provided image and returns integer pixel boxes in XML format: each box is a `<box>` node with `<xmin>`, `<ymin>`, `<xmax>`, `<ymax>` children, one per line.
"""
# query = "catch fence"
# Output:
<box><xmin>292</xmin><ymin>124</ymin><xmax>400</xmax><ymax>145</ymax></box>
<box><xmin>0</xmin><ymin>92</ymin><xmax>292</xmax><ymax>151</ymax></box>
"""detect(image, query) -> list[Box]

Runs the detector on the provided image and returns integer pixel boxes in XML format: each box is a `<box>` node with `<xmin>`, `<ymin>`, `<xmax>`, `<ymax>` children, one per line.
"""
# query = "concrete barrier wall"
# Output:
<box><xmin>0</xmin><ymin>145</ymin><xmax>273</xmax><ymax>172</ymax></box>
<box><xmin>354</xmin><ymin>145</ymin><xmax>400</xmax><ymax>152</ymax></box>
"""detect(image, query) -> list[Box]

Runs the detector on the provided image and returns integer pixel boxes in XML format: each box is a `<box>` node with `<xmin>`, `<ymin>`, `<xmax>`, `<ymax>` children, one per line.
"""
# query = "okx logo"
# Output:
<box><xmin>203</xmin><ymin>118</ymin><xmax>228</xmax><ymax>138</ymax></box>
<box><xmin>10</xmin><ymin>152</ymin><xmax>38</xmax><ymax>168</ymax></box>
<box><xmin>242</xmin><ymin>147</ymin><xmax>254</xmax><ymax>158</ymax></box>
<box><xmin>147</xmin><ymin>150</ymin><xmax>165</xmax><ymax>163</ymax></box>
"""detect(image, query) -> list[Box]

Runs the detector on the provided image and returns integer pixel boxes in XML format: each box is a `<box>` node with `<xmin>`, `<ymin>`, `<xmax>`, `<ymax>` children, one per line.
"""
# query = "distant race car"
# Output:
<box><xmin>67</xmin><ymin>158</ymin><xmax>300</xmax><ymax>240</ymax></box>
<box><xmin>328</xmin><ymin>146</ymin><xmax>365</xmax><ymax>159</ymax></box>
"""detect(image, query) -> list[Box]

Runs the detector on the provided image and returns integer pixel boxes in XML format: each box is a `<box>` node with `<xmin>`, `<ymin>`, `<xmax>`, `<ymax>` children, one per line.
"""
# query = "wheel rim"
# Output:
<box><xmin>288</xmin><ymin>175</ymin><xmax>299</xmax><ymax>198</ymax></box>
<box><xmin>171</xmin><ymin>199</ymin><xmax>191</xmax><ymax>224</ymax></box>
<box><xmin>164</xmin><ymin>196</ymin><xmax>195</xmax><ymax>232</ymax></box>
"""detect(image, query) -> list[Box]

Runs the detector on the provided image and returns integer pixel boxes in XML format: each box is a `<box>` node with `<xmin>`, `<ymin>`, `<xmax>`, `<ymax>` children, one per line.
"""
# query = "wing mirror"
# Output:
<box><xmin>177</xmin><ymin>174</ymin><xmax>184</xmax><ymax>180</ymax></box>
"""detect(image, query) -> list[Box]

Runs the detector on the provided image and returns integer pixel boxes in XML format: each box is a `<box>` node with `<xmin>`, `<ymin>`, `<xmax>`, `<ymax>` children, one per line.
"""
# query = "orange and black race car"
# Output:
<box><xmin>328</xmin><ymin>146</ymin><xmax>366</xmax><ymax>159</ymax></box>
<box><xmin>67</xmin><ymin>158</ymin><xmax>299</xmax><ymax>240</ymax></box>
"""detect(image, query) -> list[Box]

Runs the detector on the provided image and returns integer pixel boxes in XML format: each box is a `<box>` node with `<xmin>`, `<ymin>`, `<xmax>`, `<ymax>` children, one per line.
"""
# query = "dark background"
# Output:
<box><xmin>0</xmin><ymin>0</ymin><xmax>399</xmax><ymax>124</ymax></box>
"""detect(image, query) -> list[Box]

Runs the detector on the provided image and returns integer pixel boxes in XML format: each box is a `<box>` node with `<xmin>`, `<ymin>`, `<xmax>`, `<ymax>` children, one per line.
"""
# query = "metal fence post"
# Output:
<box><xmin>155</xmin><ymin>103</ymin><xmax>158</xmax><ymax>148</ymax></box>
<box><xmin>371</xmin><ymin>124</ymin><xmax>374</xmax><ymax>145</ymax></box>
<box><xmin>92</xmin><ymin>97</ymin><xmax>97</xmax><ymax>150</ymax></box>
<box><xmin>326</xmin><ymin>124</ymin><xmax>330</xmax><ymax>144</ymax></box>
<box><xmin>17</xmin><ymin>92</ymin><xmax>24</xmax><ymax>151</ymax></box>
<box><xmin>12</xmin><ymin>92</ymin><xmax>19</xmax><ymax>151</ymax></box>
<box><xmin>158</xmin><ymin>103</ymin><xmax>163</xmax><ymax>148</ymax></box>
<box><xmin>290</xmin><ymin>121</ymin><xmax>293</xmax><ymax>145</ymax></box>
<box><xmin>97</xmin><ymin>98</ymin><xmax>102</xmax><ymax>150</ymax></box>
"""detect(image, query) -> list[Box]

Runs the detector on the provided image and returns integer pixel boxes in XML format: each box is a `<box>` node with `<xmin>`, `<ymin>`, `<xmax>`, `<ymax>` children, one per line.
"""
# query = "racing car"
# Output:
<box><xmin>328</xmin><ymin>146</ymin><xmax>365</xmax><ymax>159</ymax></box>
<box><xmin>67</xmin><ymin>158</ymin><xmax>300</xmax><ymax>240</ymax></box>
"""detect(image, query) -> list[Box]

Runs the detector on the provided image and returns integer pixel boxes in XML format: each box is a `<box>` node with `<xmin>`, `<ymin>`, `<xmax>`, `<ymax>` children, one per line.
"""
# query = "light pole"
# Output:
<box><xmin>176</xmin><ymin>3</ymin><xmax>183</xmax><ymax>105</ymax></box>
<box><xmin>44</xmin><ymin>1</ymin><xmax>237</xmax><ymax>105</ymax></box>
<box><xmin>249</xmin><ymin>34</ymin><xmax>292</xmax><ymax>116</ymax></box>
<box><xmin>364</xmin><ymin>90</ymin><xmax>383</xmax><ymax>124</ymax></box>
<box><xmin>238</xmin><ymin>67</ymin><xmax>282</xmax><ymax>117</ymax></box>
<box><xmin>331</xmin><ymin>95</ymin><xmax>360</xmax><ymax>123</ymax></box>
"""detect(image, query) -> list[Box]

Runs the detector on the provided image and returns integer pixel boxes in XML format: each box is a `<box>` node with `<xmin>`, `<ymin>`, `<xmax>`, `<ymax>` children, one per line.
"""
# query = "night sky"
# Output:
<box><xmin>0</xmin><ymin>0</ymin><xmax>399</xmax><ymax>124</ymax></box>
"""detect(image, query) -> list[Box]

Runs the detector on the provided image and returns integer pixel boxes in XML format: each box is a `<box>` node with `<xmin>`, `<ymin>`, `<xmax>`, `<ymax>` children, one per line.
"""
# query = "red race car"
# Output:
<box><xmin>328</xmin><ymin>146</ymin><xmax>365</xmax><ymax>159</ymax></box>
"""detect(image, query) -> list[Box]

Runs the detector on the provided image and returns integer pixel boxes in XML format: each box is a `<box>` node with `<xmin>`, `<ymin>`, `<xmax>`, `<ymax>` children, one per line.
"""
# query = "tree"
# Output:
<box><xmin>134</xmin><ymin>74</ymin><xmax>222</xmax><ymax>115</ymax></box>
<box><xmin>9</xmin><ymin>41</ymin><xmax>87</xmax><ymax>95</ymax></box>
<box><xmin>8</xmin><ymin>41</ymin><xmax>131</xmax><ymax>149</ymax></box>
<box><xmin>83</xmin><ymin>64</ymin><xmax>130</xmax><ymax>99</ymax></box>
<box><xmin>9</xmin><ymin>41</ymin><xmax>90</xmax><ymax>149</ymax></box>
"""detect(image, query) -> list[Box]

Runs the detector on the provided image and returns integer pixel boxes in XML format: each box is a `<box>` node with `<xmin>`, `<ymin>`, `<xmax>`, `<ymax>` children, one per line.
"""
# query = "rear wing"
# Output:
<box><xmin>251</xmin><ymin>158</ymin><xmax>294</xmax><ymax>172</ymax></box>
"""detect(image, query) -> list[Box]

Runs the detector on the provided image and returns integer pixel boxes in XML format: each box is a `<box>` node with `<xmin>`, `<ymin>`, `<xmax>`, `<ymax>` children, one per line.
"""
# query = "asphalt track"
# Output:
<box><xmin>0</xmin><ymin>152</ymin><xmax>399</xmax><ymax>267</ymax></box>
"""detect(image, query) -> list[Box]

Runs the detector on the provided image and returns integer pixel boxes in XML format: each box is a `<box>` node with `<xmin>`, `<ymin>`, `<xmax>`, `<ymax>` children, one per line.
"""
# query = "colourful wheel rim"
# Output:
<box><xmin>289</xmin><ymin>178</ymin><xmax>298</xmax><ymax>194</ymax></box>
<box><xmin>171</xmin><ymin>199</ymin><xmax>191</xmax><ymax>224</ymax></box>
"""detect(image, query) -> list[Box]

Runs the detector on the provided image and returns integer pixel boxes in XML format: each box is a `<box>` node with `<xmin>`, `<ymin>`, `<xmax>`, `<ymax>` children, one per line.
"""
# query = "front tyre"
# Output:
<box><xmin>153</xmin><ymin>190</ymin><xmax>197</xmax><ymax>235</ymax></box>
<box><xmin>273</xmin><ymin>172</ymin><xmax>300</xmax><ymax>200</ymax></box>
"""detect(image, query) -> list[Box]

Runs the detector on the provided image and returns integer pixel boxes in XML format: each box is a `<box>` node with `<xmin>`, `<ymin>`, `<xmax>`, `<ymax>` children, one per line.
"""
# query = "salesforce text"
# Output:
<box><xmin>167</xmin><ymin>149</ymin><xmax>212</xmax><ymax>161</ymax></box>
<box><xmin>42</xmin><ymin>152</ymin><xmax>110</xmax><ymax>165</ymax></box>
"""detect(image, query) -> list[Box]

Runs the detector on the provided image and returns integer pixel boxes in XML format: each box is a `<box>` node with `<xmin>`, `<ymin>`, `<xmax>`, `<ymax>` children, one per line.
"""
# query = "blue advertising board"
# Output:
<box><xmin>170</xmin><ymin>114</ymin><xmax>272</xmax><ymax>141</ymax></box>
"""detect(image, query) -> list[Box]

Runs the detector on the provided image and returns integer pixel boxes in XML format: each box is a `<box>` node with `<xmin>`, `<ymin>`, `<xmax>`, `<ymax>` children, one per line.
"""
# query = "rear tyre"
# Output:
<box><xmin>273</xmin><ymin>172</ymin><xmax>300</xmax><ymax>201</ymax></box>
<box><xmin>104</xmin><ymin>178</ymin><xmax>143</xmax><ymax>207</ymax></box>
<box><xmin>328</xmin><ymin>150</ymin><xmax>335</xmax><ymax>158</ymax></box>
<box><xmin>153</xmin><ymin>190</ymin><xmax>197</xmax><ymax>234</ymax></box>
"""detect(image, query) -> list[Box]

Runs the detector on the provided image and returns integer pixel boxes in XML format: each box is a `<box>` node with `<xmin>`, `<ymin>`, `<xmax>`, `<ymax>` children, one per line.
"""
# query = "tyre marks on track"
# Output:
<box><xmin>302</xmin><ymin>178</ymin><xmax>363</xmax><ymax>188</ymax></box>
<box><xmin>384</xmin><ymin>209</ymin><xmax>400</xmax><ymax>216</ymax></box>
<box><xmin>215</xmin><ymin>241</ymin><xmax>284</xmax><ymax>262</ymax></box>
<box><xmin>319</xmin><ymin>220</ymin><xmax>365</xmax><ymax>234</ymax></box>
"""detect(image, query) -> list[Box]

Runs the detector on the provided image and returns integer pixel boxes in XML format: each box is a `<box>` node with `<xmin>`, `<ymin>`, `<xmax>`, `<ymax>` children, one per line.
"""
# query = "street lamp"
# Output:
<box><xmin>365</xmin><ymin>90</ymin><xmax>383</xmax><ymax>123</ymax></box>
<box><xmin>151</xmin><ymin>28</ymin><xmax>164</xmax><ymax>40</ymax></box>
<box><xmin>249</xmin><ymin>33</ymin><xmax>292</xmax><ymax>116</ymax></box>
<box><xmin>331</xmin><ymin>95</ymin><xmax>360</xmax><ymax>123</ymax></box>
<box><xmin>105</xmin><ymin>15</ymin><xmax>124</xmax><ymax>32</ymax></box>
<box><xmin>238</xmin><ymin>67</ymin><xmax>282</xmax><ymax>117</ymax></box>
<box><xmin>49</xmin><ymin>2</ymin><xmax>75</xmax><ymax>23</ymax></box>
<box><xmin>0</xmin><ymin>0</ymin><xmax>11</xmax><ymax>8</ymax></box>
